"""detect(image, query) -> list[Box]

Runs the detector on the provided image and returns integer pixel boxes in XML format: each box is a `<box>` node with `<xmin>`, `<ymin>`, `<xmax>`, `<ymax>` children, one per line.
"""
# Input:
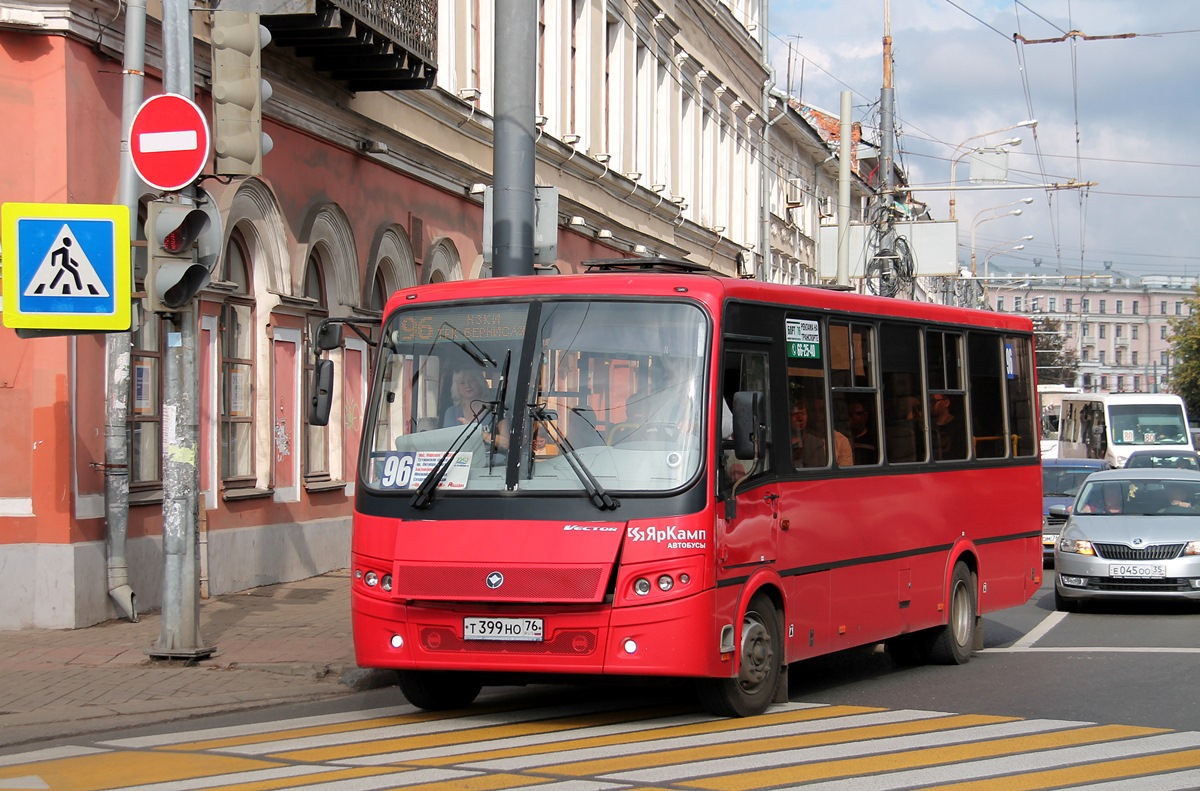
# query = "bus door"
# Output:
<box><xmin>717</xmin><ymin>341</ymin><xmax>779</xmax><ymax>573</ymax></box>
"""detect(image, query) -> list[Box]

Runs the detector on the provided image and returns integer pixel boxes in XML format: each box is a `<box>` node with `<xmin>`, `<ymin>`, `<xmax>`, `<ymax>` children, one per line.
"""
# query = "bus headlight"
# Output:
<box><xmin>657</xmin><ymin>575</ymin><xmax>674</xmax><ymax>592</ymax></box>
<box><xmin>364</xmin><ymin>571</ymin><xmax>379</xmax><ymax>587</ymax></box>
<box><xmin>634</xmin><ymin>578</ymin><xmax>652</xmax><ymax>596</ymax></box>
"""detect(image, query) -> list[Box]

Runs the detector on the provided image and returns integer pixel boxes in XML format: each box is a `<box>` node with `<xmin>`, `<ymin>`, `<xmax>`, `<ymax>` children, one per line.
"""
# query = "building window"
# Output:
<box><xmin>1134</xmin><ymin>375</ymin><xmax>1142</xmax><ymax>391</ymax></box>
<box><xmin>1082</xmin><ymin>348</ymin><xmax>1090</xmax><ymax>362</ymax></box>
<box><xmin>996</xmin><ymin>296</ymin><xmax>1005</xmax><ymax>312</ymax></box>
<box><xmin>1133</xmin><ymin>302</ymin><xmax>1139</xmax><ymax>315</ymax></box>
<box><xmin>221</xmin><ymin>231</ymin><xmax>255</xmax><ymax>486</ymax></box>
<box><xmin>1132</xmin><ymin>351</ymin><xmax>1139</xmax><ymax>365</ymax></box>
<box><xmin>1116</xmin><ymin>300</ymin><xmax>1123</xmax><ymax>314</ymax></box>
<box><xmin>1065</xmin><ymin>298</ymin><xmax>1073</xmax><ymax>313</ymax></box>
<box><xmin>1082</xmin><ymin>299</ymin><xmax>1090</xmax><ymax>313</ymax></box>
<box><xmin>1049</xmin><ymin>297</ymin><xmax>1057</xmax><ymax>313</ymax></box>
<box><xmin>1099</xmin><ymin>324</ymin><xmax>1106</xmax><ymax>339</ymax></box>
<box><xmin>1132</xmin><ymin>325</ymin><xmax>1139</xmax><ymax>340</ymax></box>
<box><xmin>1161</xmin><ymin>301</ymin><xmax>1167</xmax><ymax>315</ymax></box>
<box><xmin>1116</xmin><ymin>375</ymin><xmax>1124</xmax><ymax>391</ymax></box>
<box><xmin>1115</xmin><ymin>324</ymin><xmax>1123</xmax><ymax>338</ymax></box>
<box><xmin>1100</xmin><ymin>375</ymin><xmax>1109</xmax><ymax>390</ymax></box>
<box><xmin>1099</xmin><ymin>350</ymin><xmax>1106</xmax><ymax>364</ymax></box>
<box><xmin>1099</xmin><ymin>299</ymin><xmax>1106</xmax><ymax>314</ymax></box>
<box><xmin>1161</xmin><ymin>326</ymin><xmax>1168</xmax><ymax>340</ymax></box>
<box><xmin>1066</xmin><ymin>322</ymin><xmax>1074</xmax><ymax>335</ymax></box>
<box><xmin>1115</xmin><ymin>349</ymin><xmax>1123</xmax><ymax>365</ymax></box>
<box><xmin>1013</xmin><ymin>296</ymin><xmax>1022</xmax><ymax>312</ymax></box>
<box><xmin>1176</xmin><ymin>301</ymin><xmax>1183</xmax><ymax>315</ymax></box>
<box><xmin>303</xmin><ymin>253</ymin><xmax>330</xmax><ymax>480</ymax></box>
<box><xmin>1161</xmin><ymin>351</ymin><xmax>1169</xmax><ymax>365</ymax></box>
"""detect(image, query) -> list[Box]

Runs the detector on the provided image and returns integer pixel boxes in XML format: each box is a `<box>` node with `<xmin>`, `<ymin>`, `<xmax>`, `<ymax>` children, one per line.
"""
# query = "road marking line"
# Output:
<box><xmin>673</xmin><ymin>724</ymin><xmax>1166</xmax><ymax>790</ymax></box>
<box><xmin>579</xmin><ymin>719</ymin><xmax>1089</xmax><ymax>785</ymax></box>
<box><xmin>1010</xmin><ymin>609</ymin><xmax>1067</xmax><ymax>649</ymax></box>
<box><xmin>367</xmin><ymin>706</ymin><xmax>891</xmax><ymax>768</ymax></box>
<box><xmin>0</xmin><ymin>748</ymin><xmax>105</xmax><ymax>768</ymax></box>
<box><xmin>527</xmin><ymin>714</ymin><xmax>1022</xmax><ymax>779</ymax></box>
<box><xmin>774</xmin><ymin>731</ymin><xmax>1200</xmax><ymax>790</ymax></box>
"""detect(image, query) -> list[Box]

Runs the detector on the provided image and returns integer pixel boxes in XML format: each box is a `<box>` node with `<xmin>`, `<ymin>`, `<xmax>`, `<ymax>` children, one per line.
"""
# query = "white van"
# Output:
<box><xmin>1057</xmin><ymin>392</ymin><xmax>1193</xmax><ymax>468</ymax></box>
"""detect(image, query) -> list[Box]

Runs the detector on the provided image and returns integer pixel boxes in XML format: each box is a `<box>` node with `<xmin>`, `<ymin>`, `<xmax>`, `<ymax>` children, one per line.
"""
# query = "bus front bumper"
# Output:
<box><xmin>351</xmin><ymin>587</ymin><xmax>727</xmax><ymax>678</ymax></box>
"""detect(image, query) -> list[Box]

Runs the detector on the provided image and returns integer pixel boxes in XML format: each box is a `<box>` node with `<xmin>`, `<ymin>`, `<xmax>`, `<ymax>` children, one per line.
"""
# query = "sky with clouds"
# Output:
<box><xmin>768</xmin><ymin>1</ymin><xmax>1200</xmax><ymax>279</ymax></box>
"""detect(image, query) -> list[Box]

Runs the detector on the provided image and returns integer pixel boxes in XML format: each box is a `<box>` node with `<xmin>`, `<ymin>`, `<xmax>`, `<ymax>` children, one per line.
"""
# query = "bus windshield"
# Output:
<box><xmin>361</xmin><ymin>298</ymin><xmax>709</xmax><ymax>497</ymax></box>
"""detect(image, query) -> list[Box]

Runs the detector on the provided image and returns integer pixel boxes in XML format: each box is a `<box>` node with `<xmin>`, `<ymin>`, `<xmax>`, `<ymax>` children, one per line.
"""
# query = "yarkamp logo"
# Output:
<box><xmin>563</xmin><ymin>524</ymin><xmax>620</xmax><ymax>532</ymax></box>
<box><xmin>486</xmin><ymin>571</ymin><xmax>504</xmax><ymax>589</ymax></box>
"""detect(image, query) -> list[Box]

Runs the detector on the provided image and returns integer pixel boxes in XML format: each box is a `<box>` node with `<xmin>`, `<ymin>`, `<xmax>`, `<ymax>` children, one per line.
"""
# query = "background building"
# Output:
<box><xmin>983</xmin><ymin>263</ymin><xmax>1197</xmax><ymax>393</ymax></box>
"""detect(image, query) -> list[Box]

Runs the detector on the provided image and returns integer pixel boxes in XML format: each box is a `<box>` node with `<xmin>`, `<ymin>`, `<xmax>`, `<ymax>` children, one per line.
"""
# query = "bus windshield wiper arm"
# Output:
<box><xmin>411</xmin><ymin>406</ymin><xmax>491</xmax><ymax>509</ymax></box>
<box><xmin>530</xmin><ymin>404</ymin><xmax>619</xmax><ymax>511</ymax></box>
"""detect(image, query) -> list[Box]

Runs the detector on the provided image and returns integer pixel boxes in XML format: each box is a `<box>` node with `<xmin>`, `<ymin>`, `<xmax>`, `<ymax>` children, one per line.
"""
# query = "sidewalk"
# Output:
<box><xmin>0</xmin><ymin>569</ymin><xmax>396</xmax><ymax>750</ymax></box>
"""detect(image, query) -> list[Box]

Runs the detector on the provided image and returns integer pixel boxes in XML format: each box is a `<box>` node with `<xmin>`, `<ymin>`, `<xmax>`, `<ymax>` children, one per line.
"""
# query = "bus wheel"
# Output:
<box><xmin>396</xmin><ymin>670</ymin><xmax>483</xmax><ymax>711</ymax></box>
<box><xmin>697</xmin><ymin>593</ymin><xmax>781</xmax><ymax>717</ymax></box>
<box><xmin>926</xmin><ymin>562</ymin><xmax>976</xmax><ymax>665</ymax></box>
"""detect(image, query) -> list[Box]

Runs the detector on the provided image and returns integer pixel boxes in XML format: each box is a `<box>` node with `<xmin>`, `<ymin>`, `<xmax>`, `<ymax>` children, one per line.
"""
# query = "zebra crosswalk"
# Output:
<box><xmin>2</xmin><ymin>698</ymin><xmax>1199</xmax><ymax>790</ymax></box>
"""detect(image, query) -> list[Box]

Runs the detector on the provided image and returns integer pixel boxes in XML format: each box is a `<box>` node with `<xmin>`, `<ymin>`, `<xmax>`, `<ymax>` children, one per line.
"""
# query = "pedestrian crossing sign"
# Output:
<box><xmin>2</xmin><ymin>202</ymin><xmax>131</xmax><ymax>331</ymax></box>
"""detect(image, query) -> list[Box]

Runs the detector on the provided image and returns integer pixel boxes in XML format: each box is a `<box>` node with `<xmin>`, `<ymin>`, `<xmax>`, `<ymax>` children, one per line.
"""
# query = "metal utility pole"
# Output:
<box><xmin>149</xmin><ymin>0</ymin><xmax>212</xmax><ymax>660</ymax></box>
<box><xmin>105</xmin><ymin>0</ymin><xmax>147</xmax><ymax>623</ymax></box>
<box><xmin>491</xmin><ymin>0</ymin><xmax>536</xmax><ymax>277</ymax></box>
<box><xmin>836</xmin><ymin>91</ymin><xmax>852</xmax><ymax>287</ymax></box>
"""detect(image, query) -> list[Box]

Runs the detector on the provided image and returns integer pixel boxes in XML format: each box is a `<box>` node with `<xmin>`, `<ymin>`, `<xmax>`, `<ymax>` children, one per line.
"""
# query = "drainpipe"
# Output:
<box><xmin>105</xmin><ymin>0</ymin><xmax>147</xmax><ymax>622</ymax></box>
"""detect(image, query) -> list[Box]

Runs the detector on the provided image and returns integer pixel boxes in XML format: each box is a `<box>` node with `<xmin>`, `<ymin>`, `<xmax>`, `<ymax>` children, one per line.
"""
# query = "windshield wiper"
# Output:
<box><xmin>412</xmin><ymin>350</ymin><xmax>512</xmax><ymax>508</ymax></box>
<box><xmin>529</xmin><ymin>404</ymin><xmax>619</xmax><ymax>511</ymax></box>
<box><xmin>410</xmin><ymin>408</ymin><xmax>490</xmax><ymax>509</ymax></box>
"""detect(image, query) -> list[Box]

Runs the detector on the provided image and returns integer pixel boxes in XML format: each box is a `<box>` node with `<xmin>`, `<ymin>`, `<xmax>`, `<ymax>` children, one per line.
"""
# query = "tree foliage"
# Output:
<box><xmin>1167</xmin><ymin>286</ymin><xmax>1200</xmax><ymax>419</ymax></box>
<box><xmin>1032</xmin><ymin>316</ymin><xmax>1078</xmax><ymax>387</ymax></box>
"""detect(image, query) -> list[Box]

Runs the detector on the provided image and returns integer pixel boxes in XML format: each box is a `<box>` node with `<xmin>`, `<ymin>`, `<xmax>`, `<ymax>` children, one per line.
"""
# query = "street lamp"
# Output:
<box><xmin>983</xmin><ymin>239</ymin><xmax>1032</xmax><ymax>279</ymax></box>
<box><xmin>947</xmin><ymin>119</ymin><xmax>1037</xmax><ymax>220</ymax></box>
<box><xmin>969</xmin><ymin>197</ymin><xmax>1033</xmax><ymax>275</ymax></box>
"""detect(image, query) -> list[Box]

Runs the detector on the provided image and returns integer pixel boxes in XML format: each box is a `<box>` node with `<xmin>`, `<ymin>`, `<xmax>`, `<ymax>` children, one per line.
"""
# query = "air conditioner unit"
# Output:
<box><xmin>817</xmin><ymin>196</ymin><xmax>833</xmax><ymax>217</ymax></box>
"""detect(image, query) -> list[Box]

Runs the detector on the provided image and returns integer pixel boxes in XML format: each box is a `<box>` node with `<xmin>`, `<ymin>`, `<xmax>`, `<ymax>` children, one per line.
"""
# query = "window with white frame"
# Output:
<box><xmin>130</xmin><ymin>313</ymin><xmax>163</xmax><ymax>487</ymax></box>
<box><xmin>220</xmin><ymin>231</ymin><xmax>255</xmax><ymax>486</ymax></box>
<box><xmin>303</xmin><ymin>252</ymin><xmax>329</xmax><ymax>480</ymax></box>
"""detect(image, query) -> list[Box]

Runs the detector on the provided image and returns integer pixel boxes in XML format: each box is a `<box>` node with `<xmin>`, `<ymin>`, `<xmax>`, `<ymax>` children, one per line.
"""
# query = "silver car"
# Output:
<box><xmin>1054</xmin><ymin>468</ymin><xmax>1200</xmax><ymax>610</ymax></box>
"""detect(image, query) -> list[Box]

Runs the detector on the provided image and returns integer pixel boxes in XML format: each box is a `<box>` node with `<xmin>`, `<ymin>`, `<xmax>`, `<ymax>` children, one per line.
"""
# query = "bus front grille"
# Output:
<box><xmin>394</xmin><ymin>564</ymin><xmax>607</xmax><ymax>602</ymax></box>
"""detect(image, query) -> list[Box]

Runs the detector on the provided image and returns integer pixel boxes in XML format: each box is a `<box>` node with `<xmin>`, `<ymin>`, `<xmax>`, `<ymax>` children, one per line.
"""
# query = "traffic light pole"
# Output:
<box><xmin>148</xmin><ymin>0</ymin><xmax>213</xmax><ymax>660</ymax></box>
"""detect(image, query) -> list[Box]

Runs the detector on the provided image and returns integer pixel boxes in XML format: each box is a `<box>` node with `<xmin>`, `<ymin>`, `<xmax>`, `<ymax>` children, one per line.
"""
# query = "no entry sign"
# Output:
<box><xmin>130</xmin><ymin>93</ymin><xmax>211</xmax><ymax>192</ymax></box>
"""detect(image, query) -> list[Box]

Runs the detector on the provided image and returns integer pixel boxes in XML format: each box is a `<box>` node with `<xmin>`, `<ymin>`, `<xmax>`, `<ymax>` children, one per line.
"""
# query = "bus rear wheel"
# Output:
<box><xmin>697</xmin><ymin>593</ymin><xmax>782</xmax><ymax>717</ymax></box>
<box><xmin>396</xmin><ymin>670</ymin><xmax>483</xmax><ymax>711</ymax></box>
<box><xmin>926</xmin><ymin>562</ymin><xmax>977</xmax><ymax>665</ymax></box>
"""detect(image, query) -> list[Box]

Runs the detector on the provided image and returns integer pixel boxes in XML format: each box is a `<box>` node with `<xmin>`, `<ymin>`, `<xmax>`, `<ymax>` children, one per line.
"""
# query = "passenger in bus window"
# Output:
<box><xmin>930</xmin><ymin>393</ymin><xmax>967</xmax><ymax>460</ymax></box>
<box><xmin>847</xmin><ymin>399</ymin><xmax>879</xmax><ymax>465</ymax></box>
<box><xmin>791</xmin><ymin>400</ymin><xmax>852</xmax><ymax>468</ymax></box>
<box><xmin>442</xmin><ymin>368</ymin><xmax>488</xmax><ymax>427</ymax></box>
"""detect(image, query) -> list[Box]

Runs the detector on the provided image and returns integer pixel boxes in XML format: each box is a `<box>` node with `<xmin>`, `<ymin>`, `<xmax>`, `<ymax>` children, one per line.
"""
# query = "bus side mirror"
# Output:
<box><xmin>732</xmin><ymin>390</ymin><xmax>762</xmax><ymax>460</ymax></box>
<box><xmin>314</xmin><ymin>321</ymin><xmax>344</xmax><ymax>351</ymax></box>
<box><xmin>308</xmin><ymin>358</ymin><xmax>334</xmax><ymax>426</ymax></box>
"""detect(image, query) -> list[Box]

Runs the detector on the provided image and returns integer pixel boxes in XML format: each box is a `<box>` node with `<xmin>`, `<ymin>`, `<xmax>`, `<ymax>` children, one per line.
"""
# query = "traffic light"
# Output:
<box><xmin>144</xmin><ymin>197</ymin><xmax>218</xmax><ymax>313</ymax></box>
<box><xmin>211</xmin><ymin>10</ymin><xmax>273</xmax><ymax>176</ymax></box>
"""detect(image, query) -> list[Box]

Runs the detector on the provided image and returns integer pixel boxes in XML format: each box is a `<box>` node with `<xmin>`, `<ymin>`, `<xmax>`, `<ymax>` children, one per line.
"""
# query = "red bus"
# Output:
<box><xmin>313</xmin><ymin>260</ymin><xmax>1043</xmax><ymax>717</ymax></box>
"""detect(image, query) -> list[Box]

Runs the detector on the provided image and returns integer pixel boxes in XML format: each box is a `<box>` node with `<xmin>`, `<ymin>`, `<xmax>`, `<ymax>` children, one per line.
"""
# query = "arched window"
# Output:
<box><xmin>221</xmin><ymin>230</ymin><xmax>255</xmax><ymax>486</ymax></box>
<box><xmin>303</xmin><ymin>250</ymin><xmax>329</xmax><ymax>480</ymax></box>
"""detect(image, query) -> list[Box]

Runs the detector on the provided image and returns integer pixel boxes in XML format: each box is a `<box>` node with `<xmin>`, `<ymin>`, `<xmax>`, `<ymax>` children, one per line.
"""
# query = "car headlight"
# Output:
<box><xmin>1185</xmin><ymin>541</ymin><xmax>1200</xmax><ymax>556</ymax></box>
<box><xmin>1059</xmin><ymin>538</ymin><xmax>1095</xmax><ymax>556</ymax></box>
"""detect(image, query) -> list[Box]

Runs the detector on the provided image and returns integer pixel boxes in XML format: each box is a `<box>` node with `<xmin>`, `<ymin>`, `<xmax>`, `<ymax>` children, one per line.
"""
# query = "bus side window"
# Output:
<box><xmin>880</xmin><ymin>322</ymin><xmax>926</xmax><ymax>463</ymax></box>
